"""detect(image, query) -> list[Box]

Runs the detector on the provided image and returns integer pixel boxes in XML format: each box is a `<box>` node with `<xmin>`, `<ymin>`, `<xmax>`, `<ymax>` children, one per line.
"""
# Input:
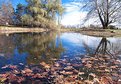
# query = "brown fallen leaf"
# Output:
<box><xmin>85</xmin><ymin>63</ymin><xmax>92</xmax><ymax>68</ymax></box>
<box><xmin>23</xmin><ymin>68</ymin><xmax>33</xmax><ymax>73</ymax></box>
<box><xmin>9</xmin><ymin>65</ymin><xmax>17</xmax><ymax>69</ymax></box>
<box><xmin>114</xmin><ymin>60</ymin><xmax>121</xmax><ymax>64</ymax></box>
<box><xmin>99</xmin><ymin>65</ymin><xmax>107</xmax><ymax>68</ymax></box>
<box><xmin>0</xmin><ymin>78</ymin><xmax>7</xmax><ymax>82</ymax></box>
<box><xmin>78</xmin><ymin>72</ymin><xmax>85</xmax><ymax>75</ymax></box>
<box><xmin>82</xmin><ymin>58</ymin><xmax>90</xmax><ymax>61</ymax></box>
<box><xmin>61</xmin><ymin>71</ymin><xmax>73</xmax><ymax>75</ymax></box>
<box><xmin>73</xmin><ymin>69</ymin><xmax>79</xmax><ymax>73</ymax></box>
<box><xmin>105</xmin><ymin>69</ymin><xmax>110</xmax><ymax>72</ymax></box>
<box><xmin>93</xmin><ymin>78</ymin><xmax>100</xmax><ymax>83</ymax></box>
<box><xmin>110</xmin><ymin>65</ymin><xmax>118</xmax><ymax>69</ymax></box>
<box><xmin>84</xmin><ymin>80</ymin><xmax>93</xmax><ymax>84</ymax></box>
<box><xmin>54</xmin><ymin>63</ymin><xmax>60</xmax><ymax>67</ymax></box>
<box><xmin>40</xmin><ymin>62</ymin><xmax>50</xmax><ymax>68</ymax></box>
<box><xmin>65</xmin><ymin>77</ymin><xmax>76</xmax><ymax>82</ymax></box>
<box><xmin>64</xmin><ymin>66</ymin><xmax>73</xmax><ymax>70</ymax></box>
<box><xmin>100</xmin><ymin>76</ymin><xmax>113</xmax><ymax>84</ymax></box>
<box><xmin>111</xmin><ymin>73</ymin><xmax>119</xmax><ymax>77</ymax></box>
<box><xmin>0</xmin><ymin>73</ymin><xmax>9</xmax><ymax>78</ymax></box>
<box><xmin>89</xmin><ymin>73</ymin><xmax>96</xmax><ymax>78</ymax></box>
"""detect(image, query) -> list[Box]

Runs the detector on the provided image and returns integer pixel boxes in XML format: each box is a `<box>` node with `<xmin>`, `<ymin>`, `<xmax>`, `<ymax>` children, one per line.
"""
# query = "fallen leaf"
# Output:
<box><xmin>105</xmin><ymin>69</ymin><xmax>110</xmax><ymax>72</ymax></box>
<box><xmin>78</xmin><ymin>72</ymin><xmax>85</xmax><ymax>75</ymax></box>
<box><xmin>89</xmin><ymin>73</ymin><xmax>96</xmax><ymax>78</ymax></box>
<box><xmin>55</xmin><ymin>63</ymin><xmax>60</xmax><ymax>67</ymax></box>
<box><xmin>1</xmin><ymin>65</ymin><xmax>9</xmax><ymax>69</ymax></box>
<box><xmin>100</xmin><ymin>76</ymin><xmax>113</xmax><ymax>84</ymax></box>
<box><xmin>85</xmin><ymin>64</ymin><xmax>92</xmax><ymax>68</ymax></box>
<box><xmin>40</xmin><ymin>62</ymin><xmax>50</xmax><ymax>68</ymax></box>
<box><xmin>111</xmin><ymin>73</ymin><xmax>119</xmax><ymax>77</ymax></box>
<box><xmin>0</xmin><ymin>78</ymin><xmax>7</xmax><ymax>82</ymax></box>
<box><xmin>64</xmin><ymin>66</ymin><xmax>73</xmax><ymax>70</ymax></box>
<box><xmin>9</xmin><ymin>65</ymin><xmax>17</xmax><ymax>69</ymax></box>
<box><xmin>84</xmin><ymin>80</ymin><xmax>93</xmax><ymax>84</ymax></box>
<box><xmin>24</xmin><ymin>68</ymin><xmax>33</xmax><ymax>73</ymax></box>
<box><xmin>110</xmin><ymin>65</ymin><xmax>118</xmax><ymax>69</ymax></box>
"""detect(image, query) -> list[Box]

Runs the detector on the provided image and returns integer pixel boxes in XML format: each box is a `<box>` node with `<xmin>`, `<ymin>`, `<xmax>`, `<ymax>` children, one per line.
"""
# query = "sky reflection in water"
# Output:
<box><xmin>0</xmin><ymin>32</ymin><xmax>121</xmax><ymax>72</ymax></box>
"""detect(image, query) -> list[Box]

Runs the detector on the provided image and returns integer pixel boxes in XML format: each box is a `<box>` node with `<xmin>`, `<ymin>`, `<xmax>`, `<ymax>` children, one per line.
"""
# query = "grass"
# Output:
<box><xmin>0</xmin><ymin>26</ymin><xmax>48</xmax><ymax>35</ymax></box>
<box><xmin>60</xmin><ymin>28</ymin><xmax>121</xmax><ymax>37</ymax></box>
<box><xmin>1</xmin><ymin>26</ymin><xmax>121</xmax><ymax>37</ymax></box>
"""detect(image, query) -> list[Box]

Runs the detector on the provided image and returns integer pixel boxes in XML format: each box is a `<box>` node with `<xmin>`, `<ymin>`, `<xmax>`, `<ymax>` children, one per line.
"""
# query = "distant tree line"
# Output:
<box><xmin>0</xmin><ymin>0</ymin><xmax>64</xmax><ymax>29</ymax></box>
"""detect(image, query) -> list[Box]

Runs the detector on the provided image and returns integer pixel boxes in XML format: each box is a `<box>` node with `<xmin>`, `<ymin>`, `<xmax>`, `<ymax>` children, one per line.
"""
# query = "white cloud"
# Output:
<box><xmin>61</xmin><ymin>11</ymin><xmax>87</xmax><ymax>26</ymax></box>
<box><xmin>61</xmin><ymin>2</ymin><xmax>87</xmax><ymax>26</ymax></box>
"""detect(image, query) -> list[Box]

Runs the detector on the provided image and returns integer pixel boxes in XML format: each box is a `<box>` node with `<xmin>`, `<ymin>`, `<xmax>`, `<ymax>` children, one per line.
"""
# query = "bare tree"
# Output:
<box><xmin>81</xmin><ymin>0</ymin><xmax>121</xmax><ymax>29</ymax></box>
<box><xmin>0</xmin><ymin>0</ymin><xmax>14</xmax><ymax>25</ymax></box>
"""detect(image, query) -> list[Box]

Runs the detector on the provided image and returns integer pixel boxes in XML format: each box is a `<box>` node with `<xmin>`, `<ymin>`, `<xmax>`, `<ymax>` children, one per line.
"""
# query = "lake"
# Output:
<box><xmin>0</xmin><ymin>32</ymin><xmax>121</xmax><ymax>83</ymax></box>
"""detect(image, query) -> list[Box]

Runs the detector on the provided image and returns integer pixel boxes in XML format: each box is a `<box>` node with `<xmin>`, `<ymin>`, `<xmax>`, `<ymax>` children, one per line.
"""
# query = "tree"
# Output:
<box><xmin>21</xmin><ymin>0</ymin><xmax>56</xmax><ymax>28</ymax></box>
<box><xmin>44</xmin><ymin>0</ymin><xmax>65</xmax><ymax>23</ymax></box>
<box><xmin>15</xmin><ymin>3</ymin><xmax>25</xmax><ymax>26</ymax></box>
<box><xmin>23</xmin><ymin>0</ymin><xmax>46</xmax><ymax>27</ymax></box>
<box><xmin>81</xmin><ymin>0</ymin><xmax>121</xmax><ymax>29</ymax></box>
<box><xmin>0</xmin><ymin>0</ymin><xmax>14</xmax><ymax>25</ymax></box>
<box><xmin>21</xmin><ymin>14</ymin><xmax>33</xmax><ymax>26</ymax></box>
<box><xmin>20</xmin><ymin>0</ymin><xmax>64</xmax><ymax>29</ymax></box>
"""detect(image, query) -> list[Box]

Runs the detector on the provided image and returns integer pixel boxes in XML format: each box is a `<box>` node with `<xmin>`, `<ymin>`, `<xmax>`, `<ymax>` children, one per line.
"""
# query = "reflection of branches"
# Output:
<box><xmin>0</xmin><ymin>35</ymin><xmax>15</xmax><ymax>58</ymax></box>
<box><xmin>13</xmin><ymin>32</ymin><xmax>65</xmax><ymax>65</ymax></box>
<box><xmin>82</xmin><ymin>37</ymin><xmax>121</xmax><ymax>80</ymax></box>
<box><xmin>94</xmin><ymin>37</ymin><xmax>115</xmax><ymax>58</ymax></box>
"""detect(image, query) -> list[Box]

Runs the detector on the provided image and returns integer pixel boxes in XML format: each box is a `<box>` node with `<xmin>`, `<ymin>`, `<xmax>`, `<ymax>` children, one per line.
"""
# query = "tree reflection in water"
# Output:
<box><xmin>0</xmin><ymin>35</ymin><xmax>15</xmax><ymax>58</ymax></box>
<box><xmin>82</xmin><ymin>37</ymin><xmax>121</xmax><ymax>82</ymax></box>
<box><xmin>13</xmin><ymin>32</ymin><xmax>65</xmax><ymax>65</ymax></box>
<box><xmin>0</xmin><ymin>33</ymin><xmax>121</xmax><ymax>83</ymax></box>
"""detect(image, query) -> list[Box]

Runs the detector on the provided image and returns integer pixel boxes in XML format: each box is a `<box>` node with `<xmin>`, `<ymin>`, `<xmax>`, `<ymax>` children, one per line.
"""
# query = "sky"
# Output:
<box><xmin>11</xmin><ymin>0</ymin><xmax>87</xmax><ymax>26</ymax></box>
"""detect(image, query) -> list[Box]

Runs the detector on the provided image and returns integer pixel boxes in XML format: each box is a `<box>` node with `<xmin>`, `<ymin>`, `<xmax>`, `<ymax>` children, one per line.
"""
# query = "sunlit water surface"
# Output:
<box><xmin>0</xmin><ymin>32</ymin><xmax>121</xmax><ymax>83</ymax></box>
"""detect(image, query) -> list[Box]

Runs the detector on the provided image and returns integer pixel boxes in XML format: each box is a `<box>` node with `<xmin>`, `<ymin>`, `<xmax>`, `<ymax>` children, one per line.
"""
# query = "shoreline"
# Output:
<box><xmin>1</xmin><ymin>27</ymin><xmax>121</xmax><ymax>37</ymax></box>
<box><xmin>60</xmin><ymin>28</ymin><xmax>121</xmax><ymax>37</ymax></box>
<box><xmin>0</xmin><ymin>27</ymin><xmax>50</xmax><ymax>35</ymax></box>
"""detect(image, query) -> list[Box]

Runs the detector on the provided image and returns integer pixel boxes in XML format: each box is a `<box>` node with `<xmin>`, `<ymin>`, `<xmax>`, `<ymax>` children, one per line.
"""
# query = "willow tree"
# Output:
<box><xmin>45</xmin><ymin>0</ymin><xmax>65</xmax><ymax>24</ymax></box>
<box><xmin>20</xmin><ymin>0</ymin><xmax>64</xmax><ymax>29</ymax></box>
<box><xmin>81</xmin><ymin>0</ymin><xmax>121</xmax><ymax>29</ymax></box>
<box><xmin>21</xmin><ymin>0</ymin><xmax>48</xmax><ymax>27</ymax></box>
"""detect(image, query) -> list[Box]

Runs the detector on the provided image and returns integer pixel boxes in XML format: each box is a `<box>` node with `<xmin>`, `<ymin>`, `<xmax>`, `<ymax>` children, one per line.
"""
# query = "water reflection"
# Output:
<box><xmin>15</xmin><ymin>32</ymin><xmax>65</xmax><ymax>65</ymax></box>
<box><xmin>0</xmin><ymin>32</ymin><xmax>121</xmax><ymax>83</ymax></box>
<box><xmin>82</xmin><ymin>37</ymin><xmax>121</xmax><ymax>81</ymax></box>
<box><xmin>0</xmin><ymin>32</ymin><xmax>65</xmax><ymax>67</ymax></box>
<box><xmin>0</xmin><ymin>35</ymin><xmax>15</xmax><ymax>58</ymax></box>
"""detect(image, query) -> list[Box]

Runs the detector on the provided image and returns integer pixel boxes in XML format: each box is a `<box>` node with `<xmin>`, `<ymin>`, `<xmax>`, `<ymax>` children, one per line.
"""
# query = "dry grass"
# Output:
<box><xmin>0</xmin><ymin>26</ymin><xmax>48</xmax><ymax>35</ymax></box>
<box><xmin>60</xmin><ymin>28</ymin><xmax>121</xmax><ymax>37</ymax></box>
<box><xmin>1</xmin><ymin>26</ymin><xmax>121</xmax><ymax>37</ymax></box>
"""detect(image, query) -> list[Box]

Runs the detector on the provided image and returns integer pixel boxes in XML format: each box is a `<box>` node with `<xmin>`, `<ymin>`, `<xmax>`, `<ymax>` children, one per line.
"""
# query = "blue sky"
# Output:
<box><xmin>11</xmin><ymin>0</ymin><xmax>72</xmax><ymax>8</ymax></box>
<box><xmin>11</xmin><ymin>0</ymin><xmax>88</xmax><ymax>26</ymax></box>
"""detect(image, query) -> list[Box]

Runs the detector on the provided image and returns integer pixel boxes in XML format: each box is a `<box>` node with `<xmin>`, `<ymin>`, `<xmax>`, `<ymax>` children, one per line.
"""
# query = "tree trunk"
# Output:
<box><xmin>103</xmin><ymin>24</ymin><xmax>108</xmax><ymax>29</ymax></box>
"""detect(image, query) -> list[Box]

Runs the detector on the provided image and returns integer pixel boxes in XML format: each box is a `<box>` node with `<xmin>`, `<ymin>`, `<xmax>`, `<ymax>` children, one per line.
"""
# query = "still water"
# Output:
<box><xmin>0</xmin><ymin>32</ymin><xmax>121</xmax><ymax>83</ymax></box>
